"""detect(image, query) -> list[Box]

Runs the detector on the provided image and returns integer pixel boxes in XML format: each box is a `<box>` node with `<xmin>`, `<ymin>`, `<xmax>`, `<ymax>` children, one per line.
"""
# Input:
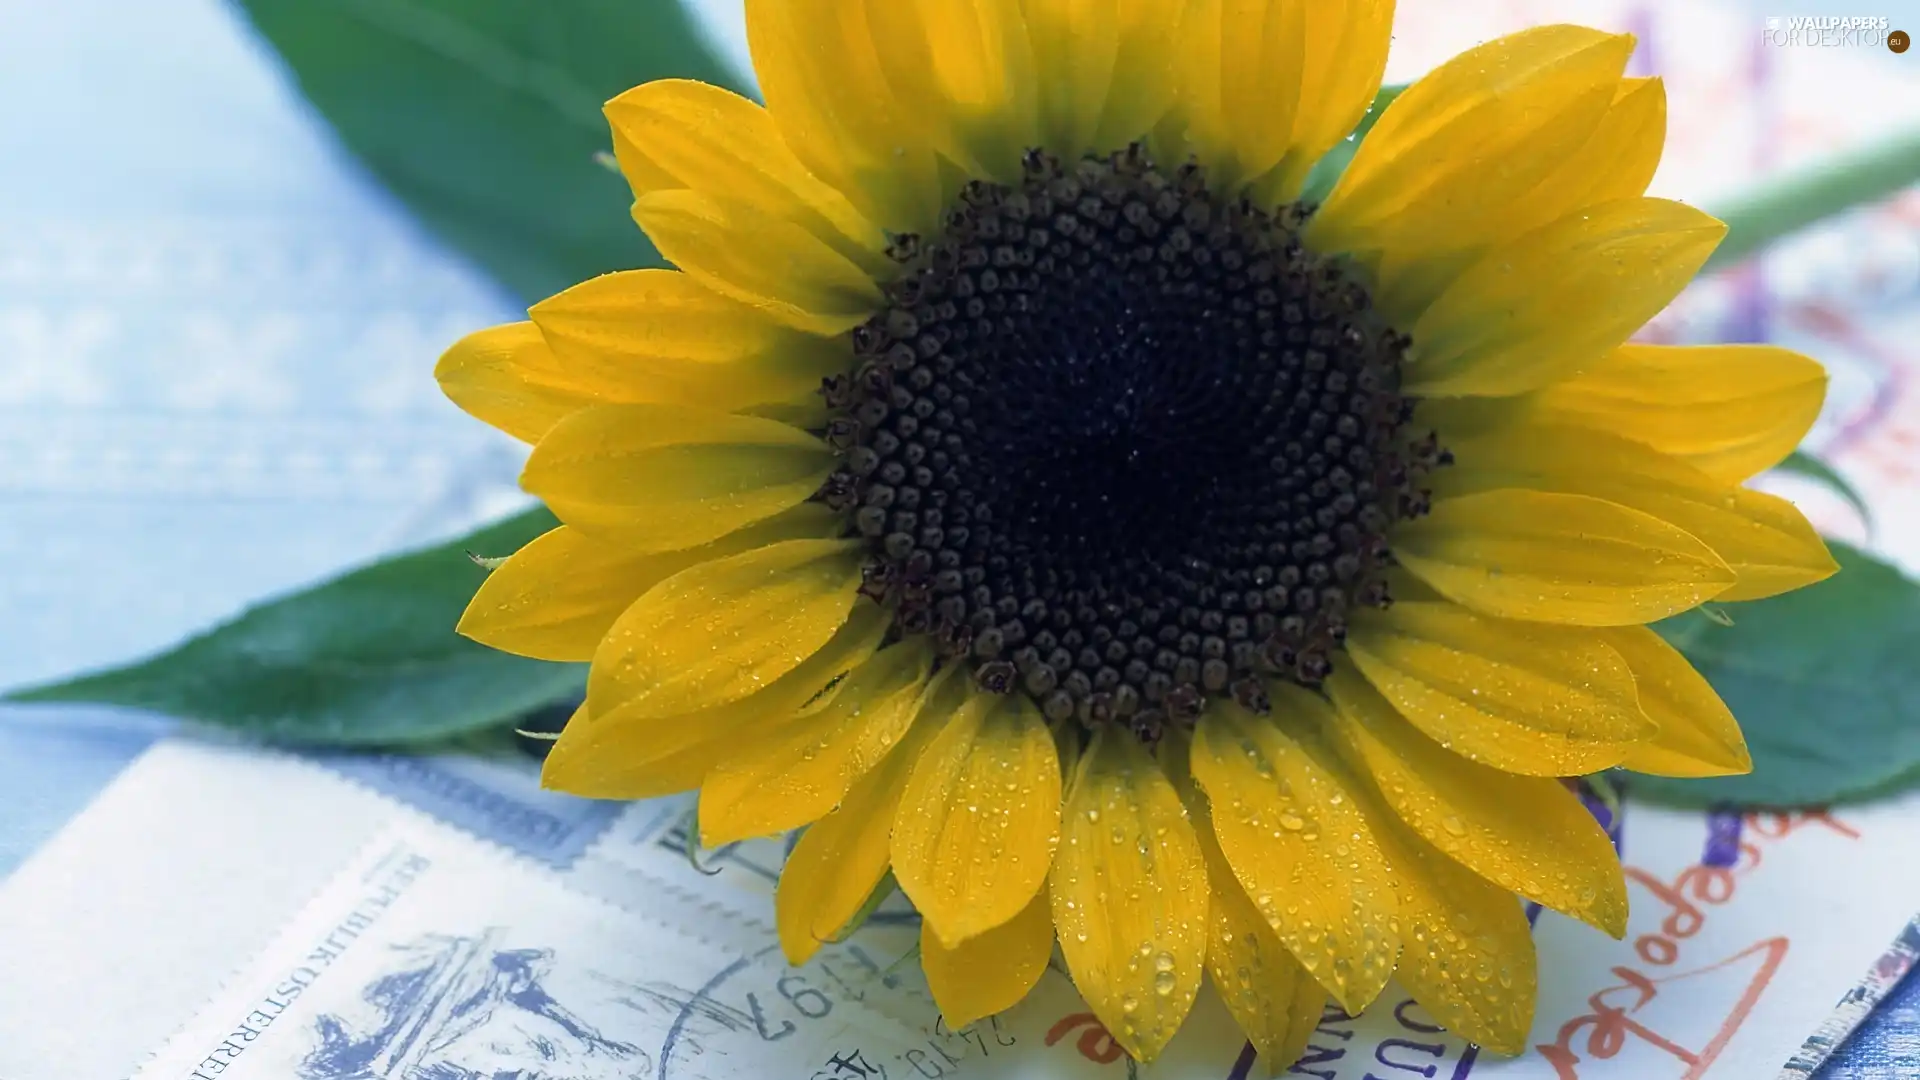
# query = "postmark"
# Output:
<box><xmin>129</xmin><ymin>819</ymin><xmax>933</xmax><ymax>1080</ymax></box>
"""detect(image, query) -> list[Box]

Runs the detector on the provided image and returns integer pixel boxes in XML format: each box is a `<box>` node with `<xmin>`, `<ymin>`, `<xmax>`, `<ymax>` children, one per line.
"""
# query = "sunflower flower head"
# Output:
<box><xmin>439</xmin><ymin>0</ymin><xmax>1837</xmax><ymax>1066</ymax></box>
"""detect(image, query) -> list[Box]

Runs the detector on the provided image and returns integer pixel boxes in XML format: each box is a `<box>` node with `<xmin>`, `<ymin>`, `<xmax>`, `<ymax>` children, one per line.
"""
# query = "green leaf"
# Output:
<box><xmin>1775</xmin><ymin>448</ymin><xmax>1874</xmax><ymax>532</ymax></box>
<box><xmin>1636</xmin><ymin>542</ymin><xmax>1920</xmax><ymax>807</ymax></box>
<box><xmin>1703</xmin><ymin>122</ymin><xmax>1920</xmax><ymax>272</ymax></box>
<box><xmin>233</xmin><ymin>0</ymin><xmax>746</xmax><ymax>303</ymax></box>
<box><xmin>827</xmin><ymin>872</ymin><xmax>901</xmax><ymax>944</ymax></box>
<box><xmin>1301</xmin><ymin>83</ymin><xmax>1407</xmax><ymax>205</ymax></box>
<box><xmin>7</xmin><ymin>508</ymin><xmax>583</xmax><ymax>747</ymax></box>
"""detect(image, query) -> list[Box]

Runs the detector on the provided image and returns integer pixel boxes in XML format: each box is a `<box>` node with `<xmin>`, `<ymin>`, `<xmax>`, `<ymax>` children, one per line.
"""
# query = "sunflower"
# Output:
<box><xmin>436</xmin><ymin>1</ymin><xmax>1837</xmax><ymax>1067</ymax></box>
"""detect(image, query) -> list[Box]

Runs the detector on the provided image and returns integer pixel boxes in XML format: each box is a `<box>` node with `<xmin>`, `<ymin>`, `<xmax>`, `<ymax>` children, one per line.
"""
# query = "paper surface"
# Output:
<box><xmin>9</xmin><ymin>737</ymin><xmax>1920</xmax><ymax>1080</ymax></box>
<box><xmin>127</xmin><ymin>821</ymin><xmax>927</xmax><ymax>1080</ymax></box>
<box><xmin>0</xmin><ymin>740</ymin><xmax>943</xmax><ymax>1080</ymax></box>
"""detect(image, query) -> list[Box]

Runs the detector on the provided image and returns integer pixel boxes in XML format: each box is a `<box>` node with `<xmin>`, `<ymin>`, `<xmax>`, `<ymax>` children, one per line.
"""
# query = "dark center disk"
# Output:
<box><xmin>814</xmin><ymin>144</ymin><xmax>1449</xmax><ymax>742</ymax></box>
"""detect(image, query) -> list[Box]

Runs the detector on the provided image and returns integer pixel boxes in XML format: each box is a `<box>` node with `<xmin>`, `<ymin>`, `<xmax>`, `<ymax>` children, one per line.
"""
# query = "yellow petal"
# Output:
<box><xmin>1190</xmin><ymin>695</ymin><xmax>1399</xmax><ymax>1014</ymax></box>
<box><xmin>1341</xmin><ymin>601</ymin><xmax>1654</xmax><ymax>776</ymax></box>
<box><xmin>1395</xmin><ymin>489</ymin><xmax>1737</xmax><ymax>626</ymax></box>
<box><xmin>863</xmin><ymin>0</ymin><xmax>1037</xmax><ymax>183</ymax></box>
<box><xmin>1258</xmin><ymin>0</ymin><xmax>1395</xmax><ymax>201</ymax></box>
<box><xmin>633</xmin><ymin>189</ymin><xmax>883</xmax><ymax>337</ymax></box>
<box><xmin>1186</xmin><ymin>762</ymin><xmax>1327</xmax><ymax>1073</ymax></box>
<box><xmin>1531</xmin><ymin>343</ymin><xmax>1830</xmax><ymax>484</ymax></box>
<box><xmin>458</xmin><ymin>525</ymin><xmax>653</xmax><ymax>663</ymax></box>
<box><xmin>527</xmin><ymin>269</ymin><xmax>850</xmax><ymax>426</ymax></box>
<box><xmin>1050</xmin><ymin>727</ymin><xmax>1208</xmax><ymax>1063</ymax></box>
<box><xmin>1501</xmin><ymin>76</ymin><xmax>1667</xmax><ymax>241</ymax></box>
<box><xmin>1327</xmin><ymin>665</ymin><xmax>1630</xmax><ymax>935</ymax></box>
<box><xmin>521</xmin><ymin>403</ymin><xmax>835</xmax><ymax>552</ymax></box>
<box><xmin>1440</xmin><ymin>422</ymin><xmax>1838</xmax><ymax>602</ymax></box>
<box><xmin>550</xmin><ymin>732</ymin><xmax>725</xmax><ymax>802</ymax></box>
<box><xmin>699</xmin><ymin>639</ymin><xmax>937</xmax><ymax>845</ymax></box>
<box><xmin>1405</xmin><ymin>199</ymin><xmax>1726</xmax><ymax>397</ymax></box>
<box><xmin>922</xmin><ymin>886</ymin><xmax>1054</xmax><ymax>1028</ymax></box>
<box><xmin>1272</xmin><ymin>975</ymin><xmax>1329</xmax><ymax>1076</ymax></box>
<box><xmin>777</xmin><ymin>699</ymin><xmax>948</xmax><ymax>964</ymax></box>
<box><xmin>1173</xmin><ymin>0</ymin><xmax>1306</xmax><ymax>190</ymax></box>
<box><xmin>586</xmin><ymin>537</ymin><xmax>865</xmax><ymax>720</ymax></box>
<box><xmin>1364</xmin><ymin>799</ymin><xmax>1540</xmax><ymax>1054</ymax></box>
<box><xmin>893</xmin><ymin>687</ymin><xmax>1061</xmax><ymax>947</ymax></box>
<box><xmin>1604</xmin><ymin>626</ymin><xmax>1752</xmax><ymax>778</ymax></box>
<box><xmin>1313</xmin><ymin>26</ymin><xmax>1632</xmax><ymax>254</ymax></box>
<box><xmin>534</xmin><ymin>269</ymin><xmax>796</xmax><ymax>369</ymax></box>
<box><xmin>1095</xmin><ymin>0</ymin><xmax>1190</xmax><ymax>152</ymax></box>
<box><xmin>435</xmin><ymin>322</ymin><xmax>591</xmax><ymax>444</ymax></box>
<box><xmin>745</xmin><ymin>0</ymin><xmax>945</xmax><ymax>234</ymax></box>
<box><xmin>545</xmin><ymin>604</ymin><xmax>888</xmax><ymax>799</ymax></box>
<box><xmin>606</xmin><ymin>79</ymin><xmax>886</xmax><ymax>274</ymax></box>
<box><xmin>1021</xmin><ymin>0</ymin><xmax>1119</xmax><ymax>157</ymax></box>
<box><xmin>1368</xmin><ymin>76</ymin><xmax>1668</xmax><ymax>320</ymax></box>
<box><xmin>458</xmin><ymin>507</ymin><xmax>837</xmax><ymax>662</ymax></box>
<box><xmin>1023</xmin><ymin>0</ymin><xmax>1185</xmax><ymax>158</ymax></box>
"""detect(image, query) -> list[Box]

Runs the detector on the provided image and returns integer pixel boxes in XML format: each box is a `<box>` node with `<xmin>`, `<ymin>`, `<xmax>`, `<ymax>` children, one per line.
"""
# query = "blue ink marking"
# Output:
<box><xmin>1702</xmin><ymin>807</ymin><xmax>1744</xmax><ymax>868</ymax></box>
<box><xmin>1573</xmin><ymin>778</ymin><xmax>1627</xmax><ymax>855</ymax></box>
<box><xmin>310</xmin><ymin>752</ymin><xmax>622</xmax><ymax>868</ymax></box>
<box><xmin>301</xmin><ymin>930</ymin><xmax>642</xmax><ymax>1078</ymax></box>
<box><xmin>1450</xmin><ymin>1044</ymin><xmax>1484</xmax><ymax>1080</ymax></box>
<box><xmin>1225</xmin><ymin>1039</ymin><xmax>1257</xmax><ymax>1079</ymax></box>
<box><xmin>661</xmin><ymin>956</ymin><xmax>751</xmax><ymax>1080</ymax></box>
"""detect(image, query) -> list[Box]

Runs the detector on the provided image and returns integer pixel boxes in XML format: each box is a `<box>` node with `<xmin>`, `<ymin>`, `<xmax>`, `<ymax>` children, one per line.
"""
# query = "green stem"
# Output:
<box><xmin>1704</xmin><ymin>125</ymin><xmax>1920</xmax><ymax>271</ymax></box>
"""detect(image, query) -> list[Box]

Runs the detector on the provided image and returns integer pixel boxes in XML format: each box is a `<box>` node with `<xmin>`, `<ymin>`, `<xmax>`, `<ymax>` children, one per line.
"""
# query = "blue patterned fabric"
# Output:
<box><xmin>1823</xmin><ymin>968</ymin><xmax>1920</xmax><ymax>1078</ymax></box>
<box><xmin>0</xmin><ymin>0</ymin><xmax>520</xmax><ymax>866</ymax></box>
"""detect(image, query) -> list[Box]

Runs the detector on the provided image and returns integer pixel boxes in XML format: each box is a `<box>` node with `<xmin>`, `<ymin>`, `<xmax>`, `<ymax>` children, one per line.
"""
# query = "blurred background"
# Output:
<box><xmin>1</xmin><ymin>0</ymin><xmax>1917</xmax><ymax>938</ymax></box>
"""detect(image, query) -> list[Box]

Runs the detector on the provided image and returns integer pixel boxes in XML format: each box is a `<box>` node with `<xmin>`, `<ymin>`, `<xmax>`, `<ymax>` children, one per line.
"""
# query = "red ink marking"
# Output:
<box><xmin>1744</xmin><ymin>809</ymin><xmax>1860</xmax><ymax>842</ymax></box>
<box><xmin>1537</xmin><ymin>939</ymin><xmax>1789</xmax><ymax>1079</ymax></box>
<box><xmin>1531</xmin><ymin>807</ymin><xmax>1859</xmax><ymax>1077</ymax></box>
<box><xmin>1045</xmin><ymin>1013</ymin><xmax>1126</xmax><ymax>1065</ymax></box>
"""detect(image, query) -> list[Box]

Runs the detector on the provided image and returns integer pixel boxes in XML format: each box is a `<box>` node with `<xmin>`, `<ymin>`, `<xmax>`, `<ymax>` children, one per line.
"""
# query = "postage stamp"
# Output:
<box><xmin>306</xmin><ymin>749</ymin><xmax>624</xmax><ymax>870</ymax></box>
<box><xmin>570</xmin><ymin>797</ymin><xmax>935</xmax><ymax>1032</ymax></box>
<box><xmin>129</xmin><ymin>819</ymin><xmax>935</xmax><ymax>1080</ymax></box>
